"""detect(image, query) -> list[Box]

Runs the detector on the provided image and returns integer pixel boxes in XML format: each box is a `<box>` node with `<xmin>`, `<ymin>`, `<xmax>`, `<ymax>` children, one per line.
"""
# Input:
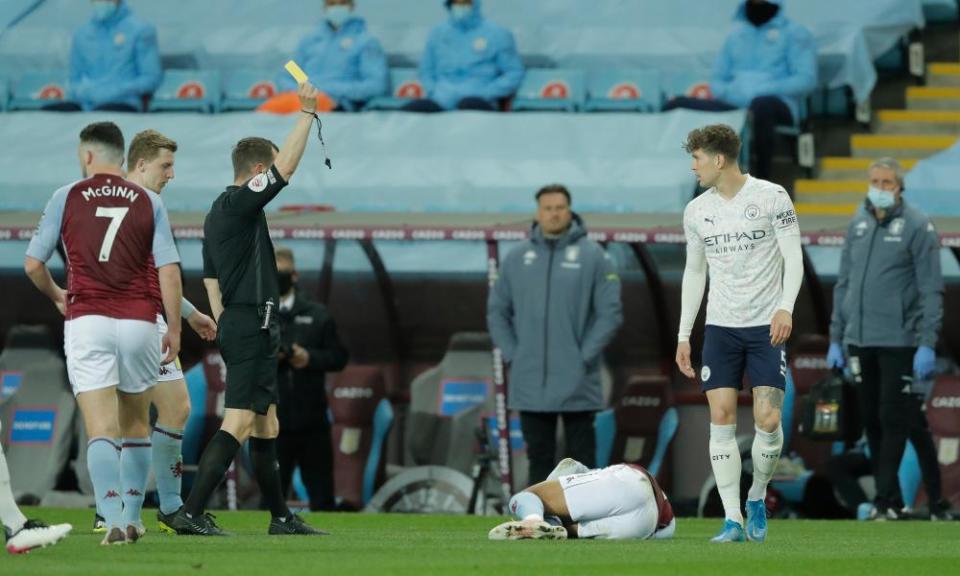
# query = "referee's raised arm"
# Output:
<box><xmin>274</xmin><ymin>81</ymin><xmax>322</xmax><ymax>183</ymax></box>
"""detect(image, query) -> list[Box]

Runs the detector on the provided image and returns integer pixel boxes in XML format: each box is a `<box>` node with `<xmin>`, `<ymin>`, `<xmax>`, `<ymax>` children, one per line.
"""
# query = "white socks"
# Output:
<box><xmin>748</xmin><ymin>425</ymin><xmax>783</xmax><ymax>502</ymax></box>
<box><xmin>0</xmin><ymin>446</ymin><xmax>27</xmax><ymax>533</ymax></box>
<box><xmin>709</xmin><ymin>423</ymin><xmax>742</xmax><ymax>524</ymax></box>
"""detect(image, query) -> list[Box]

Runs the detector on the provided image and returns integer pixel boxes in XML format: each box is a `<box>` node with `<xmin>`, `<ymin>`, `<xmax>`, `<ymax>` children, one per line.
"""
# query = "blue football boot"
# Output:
<box><xmin>745</xmin><ymin>499</ymin><xmax>768</xmax><ymax>542</ymax></box>
<box><xmin>710</xmin><ymin>518</ymin><xmax>746</xmax><ymax>543</ymax></box>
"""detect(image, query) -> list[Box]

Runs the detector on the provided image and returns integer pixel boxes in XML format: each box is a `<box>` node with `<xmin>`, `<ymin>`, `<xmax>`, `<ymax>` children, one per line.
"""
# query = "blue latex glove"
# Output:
<box><xmin>913</xmin><ymin>346</ymin><xmax>936</xmax><ymax>380</ymax></box>
<box><xmin>826</xmin><ymin>342</ymin><xmax>845</xmax><ymax>369</ymax></box>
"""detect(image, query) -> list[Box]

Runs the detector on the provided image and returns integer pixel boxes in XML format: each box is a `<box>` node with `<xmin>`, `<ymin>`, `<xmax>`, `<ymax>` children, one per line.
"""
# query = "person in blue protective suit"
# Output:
<box><xmin>46</xmin><ymin>0</ymin><xmax>161</xmax><ymax>112</ymax></box>
<box><xmin>663</xmin><ymin>0</ymin><xmax>816</xmax><ymax>180</ymax></box>
<box><xmin>273</xmin><ymin>0</ymin><xmax>387</xmax><ymax>112</ymax></box>
<box><xmin>402</xmin><ymin>0</ymin><xmax>524</xmax><ymax>112</ymax></box>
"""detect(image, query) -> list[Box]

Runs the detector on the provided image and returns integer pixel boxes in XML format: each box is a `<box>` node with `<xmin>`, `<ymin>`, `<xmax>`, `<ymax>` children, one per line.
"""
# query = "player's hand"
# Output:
<box><xmin>187</xmin><ymin>310</ymin><xmax>218</xmax><ymax>341</ymax></box>
<box><xmin>52</xmin><ymin>286</ymin><xmax>67</xmax><ymax>316</ymax></box>
<box><xmin>676</xmin><ymin>341</ymin><xmax>696</xmax><ymax>379</ymax></box>
<box><xmin>770</xmin><ymin>309</ymin><xmax>793</xmax><ymax>346</ymax></box>
<box><xmin>161</xmin><ymin>330</ymin><xmax>181</xmax><ymax>365</ymax></box>
<box><xmin>298</xmin><ymin>82</ymin><xmax>320</xmax><ymax>113</ymax></box>
<box><xmin>290</xmin><ymin>343</ymin><xmax>310</xmax><ymax>370</ymax></box>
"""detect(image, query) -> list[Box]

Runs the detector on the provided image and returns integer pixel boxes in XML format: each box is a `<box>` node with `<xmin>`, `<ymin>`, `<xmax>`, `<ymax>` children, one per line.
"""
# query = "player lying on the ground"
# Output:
<box><xmin>1</xmin><ymin>420</ymin><xmax>71</xmax><ymax>554</ymax></box>
<box><xmin>489</xmin><ymin>458</ymin><xmax>675</xmax><ymax>540</ymax></box>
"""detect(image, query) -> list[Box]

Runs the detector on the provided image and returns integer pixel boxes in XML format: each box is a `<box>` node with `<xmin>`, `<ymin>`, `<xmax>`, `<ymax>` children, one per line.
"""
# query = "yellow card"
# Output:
<box><xmin>284</xmin><ymin>60</ymin><xmax>308</xmax><ymax>84</ymax></box>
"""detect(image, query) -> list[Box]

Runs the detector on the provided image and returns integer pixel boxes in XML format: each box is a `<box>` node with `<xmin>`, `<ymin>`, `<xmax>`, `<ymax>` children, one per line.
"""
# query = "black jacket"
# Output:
<box><xmin>277</xmin><ymin>292</ymin><xmax>349</xmax><ymax>430</ymax></box>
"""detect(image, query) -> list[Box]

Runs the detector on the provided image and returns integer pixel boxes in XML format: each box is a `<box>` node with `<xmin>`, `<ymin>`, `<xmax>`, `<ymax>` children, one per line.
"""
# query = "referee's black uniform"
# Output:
<box><xmin>202</xmin><ymin>165</ymin><xmax>287</xmax><ymax>414</ymax></box>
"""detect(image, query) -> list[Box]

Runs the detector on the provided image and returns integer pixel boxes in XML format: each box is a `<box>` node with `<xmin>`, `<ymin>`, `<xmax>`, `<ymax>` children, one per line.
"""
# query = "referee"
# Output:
<box><xmin>170</xmin><ymin>82</ymin><xmax>326</xmax><ymax>536</ymax></box>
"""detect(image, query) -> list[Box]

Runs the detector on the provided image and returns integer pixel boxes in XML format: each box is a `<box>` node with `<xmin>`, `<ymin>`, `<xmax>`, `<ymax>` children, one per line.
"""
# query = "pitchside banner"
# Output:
<box><xmin>487</xmin><ymin>241</ymin><xmax>513</xmax><ymax>501</ymax></box>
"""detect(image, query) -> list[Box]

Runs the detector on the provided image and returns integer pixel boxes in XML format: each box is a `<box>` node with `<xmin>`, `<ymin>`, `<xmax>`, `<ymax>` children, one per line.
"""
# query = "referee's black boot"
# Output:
<box><xmin>268</xmin><ymin>513</ymin><xmax>328</xmax><ymax>536</ymax></box>
<box><xmin>168</xmin><ymin>510</ymin><xmax>227</xmax><ymax>536</ymax></box>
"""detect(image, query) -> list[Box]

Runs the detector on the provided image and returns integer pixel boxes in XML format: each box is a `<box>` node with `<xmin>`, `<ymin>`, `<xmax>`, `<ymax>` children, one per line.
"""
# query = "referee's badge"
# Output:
<box><xmin>701</xmin><ymin>365</ymin><xmax>711</xmax><ymax>382</ymax></box>
<box><xmin>249</xmin><ymin>172</ymin><xmax>269</xmax><ymax>193</ymax></box>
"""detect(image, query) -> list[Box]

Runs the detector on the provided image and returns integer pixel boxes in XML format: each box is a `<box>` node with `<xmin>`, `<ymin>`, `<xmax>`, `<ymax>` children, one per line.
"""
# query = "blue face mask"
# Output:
<box><xmin>91</xmin><ymin>1</ymin><xmax>118</xmax><ymax>22</ymax></box>
<box><xmin>867</xmin><ymin>186</ymin><xmax>897</xmax><ymax>210</ymax></box>
<box><xmin>325</xmin><ymin>5</ymin><xmax>352</xmax><ymax>29</ymax></box>
<box><xmin>450</xmin><ymin>4</ymin><xmax>472</xmax><ymax>22</ymax></box>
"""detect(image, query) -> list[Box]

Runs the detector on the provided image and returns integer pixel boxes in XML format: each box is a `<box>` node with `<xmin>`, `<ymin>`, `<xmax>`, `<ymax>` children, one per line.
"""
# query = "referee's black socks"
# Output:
<box><xmin>249</xmin><ymin>437</ymin><xmax>291</xmax><ymax>519</ymax></box>
<box><xmin>183</xmin><ymin>430</ymin><xmax>241</xmax><ymax>517</ymax></box>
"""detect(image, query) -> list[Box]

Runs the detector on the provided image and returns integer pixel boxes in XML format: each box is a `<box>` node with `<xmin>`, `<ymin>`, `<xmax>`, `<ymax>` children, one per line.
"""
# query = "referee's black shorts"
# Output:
<box><xmin>217</xmin><ymin>306</ymin><xmax>279</xmax><ymax>415</ymax></box>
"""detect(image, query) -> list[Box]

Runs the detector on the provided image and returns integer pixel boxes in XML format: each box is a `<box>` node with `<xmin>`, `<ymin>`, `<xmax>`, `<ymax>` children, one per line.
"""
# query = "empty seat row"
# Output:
<box><xmin>0</xmin><ymin>67</ymin><xmax>714</xmax><ymax>114</ymax></box>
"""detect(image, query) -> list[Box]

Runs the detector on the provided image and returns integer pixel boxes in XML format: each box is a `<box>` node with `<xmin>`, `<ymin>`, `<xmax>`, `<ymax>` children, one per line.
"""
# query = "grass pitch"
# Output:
<box><xmin>3</xmin><ymin>508</ymin><xmax>959</xmax><ymax>576</ymax></box>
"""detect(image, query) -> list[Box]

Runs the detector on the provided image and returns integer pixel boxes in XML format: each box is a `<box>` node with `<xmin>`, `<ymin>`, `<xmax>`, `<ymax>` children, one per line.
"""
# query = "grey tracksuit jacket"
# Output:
<box><xmin>830</xmin><ymin>200</ymin><xmax>943</xmax><ymax>349</ymax></box>
<box><xmin>486</xmin><ymin>215</ymin><xmax>623</xmax><ymax>412</ymax></box>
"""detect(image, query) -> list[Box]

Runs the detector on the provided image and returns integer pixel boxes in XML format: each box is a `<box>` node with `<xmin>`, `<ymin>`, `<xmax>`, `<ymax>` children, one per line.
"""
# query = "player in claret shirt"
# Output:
<box><xmin>25</xmin><ymin>121</ymin><xmax>183</xmax><ymax>546</ymax></box>
<box><xmin>488</xmin><ymin>458</ymin><xmax>675</xmax><ymax>541</ymax></box>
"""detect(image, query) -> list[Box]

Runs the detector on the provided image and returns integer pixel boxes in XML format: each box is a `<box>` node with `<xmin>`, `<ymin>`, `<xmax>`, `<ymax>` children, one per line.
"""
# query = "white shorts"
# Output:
<box><xmin>156</xmin><ymin>315</ymin><xmax>184</xmax><ymax>382</ymax></box>
<box><xmin>64</xmin><ymin>315</ymin><xmax>159</xmax><ymax>396</ymax></box>
<box><xmin>560</xmin><ymin>464</ymin><xmax>659</xmax><ymax>540</ymax></box>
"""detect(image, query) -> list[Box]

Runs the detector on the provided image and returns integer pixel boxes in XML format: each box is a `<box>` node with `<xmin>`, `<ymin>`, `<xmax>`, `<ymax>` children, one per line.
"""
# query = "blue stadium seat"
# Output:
<box><xmin>510</xmin><ymin>69</ymin><xmax>585</xmax><ymax>112</ymax></box>
<box><xmin>221</xmin><ymin>69</ymin><xmax>278</xmax><ymax>111</ymax></box>
<box><xmin>584</xmin><ymin>69</ymin><xmax>662</xmax><ymax>113</ymax></box>
<box><xmin>663</xmin><ymin>69</ymin><xmax>713</xmax><ymax>102</ymax></box>
<box><xmin>148</xmin><ymin>70</ymin><xmax>221</xmax><ymax>113</ymax></box>
<box><xmin>181</xmin><ymin>361</ymin><xmax>209</xmax><ymax>484</ymax></box>
<box><xmin>594</xmin><ymin>409</ymin><xmax>615</xmax><ymax>468</ymax></box>
<box><xmin>8</xmin><ymin>70</ymin><xmax>68</xmax><ymax>111</ymax></box>
<box><xmin>364</xmin><ymin>69</ymin><xmax>424</xmax><ymax>111</ymax></box>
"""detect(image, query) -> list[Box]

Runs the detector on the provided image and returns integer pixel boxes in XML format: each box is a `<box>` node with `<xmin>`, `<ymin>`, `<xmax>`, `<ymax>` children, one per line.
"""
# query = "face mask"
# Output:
<box><xmin>744</xmin><ymin>1</ymin><xmax>779</xmax><ymax>27</ymax></box>
<box><xmin>867</xmin><ymin>186</ymin><xmax>897</xmax><ymax>210</ymax></box>
<box><xmin>91</xmin><ymin>1</ymin><xmax>118</xmax><ymax>22</ymax></box>
<box><xmin>325</xmin><ymin>5</ymin><xmax>352</xmax><ymax>29</ymax></box>
<box><xmin>450</xmin><ymin>5</ymin><xmax>472</xmax><ymax>23</ymax></box>
<box><xmin>277</xmin><ymin>271</ymin><xmax>295</xmax><ymax>295</ymax></box>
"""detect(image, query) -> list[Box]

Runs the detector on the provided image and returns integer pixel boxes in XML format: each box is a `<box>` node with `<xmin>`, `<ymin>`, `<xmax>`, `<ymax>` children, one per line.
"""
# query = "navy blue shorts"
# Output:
<box><xmin>700</xmin><ymin>325</ymin><xmax>786</xmax><ymax>392</ymax></box>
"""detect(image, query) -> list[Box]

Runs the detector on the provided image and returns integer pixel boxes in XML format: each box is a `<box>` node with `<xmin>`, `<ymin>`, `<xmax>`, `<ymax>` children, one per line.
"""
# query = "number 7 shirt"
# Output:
<box><xmin>26</xmin><ymin>173</ymin><xmax>180</xmax><ymax>322</ymax></box>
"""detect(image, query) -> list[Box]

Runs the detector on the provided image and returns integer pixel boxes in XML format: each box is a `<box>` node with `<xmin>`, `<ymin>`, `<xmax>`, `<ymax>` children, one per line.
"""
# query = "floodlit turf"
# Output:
<box><xmin>3</xmin><ymin>508</ymin><xmax>959</xmax><ymax>576</ymax></box>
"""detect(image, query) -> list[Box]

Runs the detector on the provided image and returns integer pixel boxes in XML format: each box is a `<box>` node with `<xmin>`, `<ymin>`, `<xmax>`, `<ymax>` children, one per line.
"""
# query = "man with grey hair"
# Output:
<box><xmin>826</xmin><ymin>157</ymin><xmax>950</xmax><ymax>520</ymax></box>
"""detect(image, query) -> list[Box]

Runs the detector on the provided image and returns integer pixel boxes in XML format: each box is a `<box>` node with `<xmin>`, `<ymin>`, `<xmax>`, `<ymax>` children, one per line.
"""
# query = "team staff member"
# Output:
<box><xmin>487</xmin><ymin>184</ymin><xmax>623</xmax><ymax>486</ymax></box>
<box><xmin>274</xmin><ymin>246</ymin><xmax>349</xmax><ymax>511</ymax></box>
<box><xmin>826</xmin><ymin>158</ymin><xmax>949</xmax><ymax>520</ymax></box>
<box><xmin>169</xmin><ymin>82</ymin><xmax>326</xmax><ymax>536</ymax></box>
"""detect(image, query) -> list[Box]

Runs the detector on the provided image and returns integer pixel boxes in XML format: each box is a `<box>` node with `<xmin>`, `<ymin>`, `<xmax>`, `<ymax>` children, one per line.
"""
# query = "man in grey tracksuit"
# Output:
<box><xmin>487</xmin><ymin>184</ymin><xmax>623</xmax><ymax>484</ymax></box>
<box><xmin>826</xmin><ymin>158</ymin><xmax>948</xmax><ymax>519</ymax></box>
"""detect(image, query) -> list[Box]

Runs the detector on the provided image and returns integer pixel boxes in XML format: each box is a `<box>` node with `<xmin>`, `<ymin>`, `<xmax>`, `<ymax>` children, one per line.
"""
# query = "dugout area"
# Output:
<box><xmin>1</xmin><ymin>211</ymin><xmax>960</xmax><ymax>515</ymax></box>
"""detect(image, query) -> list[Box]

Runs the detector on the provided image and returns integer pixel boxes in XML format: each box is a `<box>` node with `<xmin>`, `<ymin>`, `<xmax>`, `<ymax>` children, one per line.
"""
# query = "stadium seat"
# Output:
<box><xmin>510</xmin><ymin>69</ymin><xmax>585</xmax><ymax>112</ymax></box>
<box><xmin>221</xmin><ymin>69</ymin><xmax>278</xmax><ymax>111</ymax></box>
<box><xmin>327</xmin><ymin>364</ymin><xmax>394</xmax><ymax>510</ymax></box>
<box><xmin>604</xmin><ymin>374</ymin><xmax>678</xmax><ymax>478</ymax></box>
<box><xmin>148</xmin><ymin>69</ymin><xmax>221</xmax><ymax>113</ymax></box>
<box><xmin>584</xmin><ymin>69</ymin><xmax>662</xmax><ymax>113</ymax></box>
<box><xmin>404</xmin><ymin>333</ymin><xmax>496</xmax><ymax>476</ymax></box>
<box><xmin>926</xmin><ymin>375</ymin><xmax>960</xmax><ymax>509</ymax></box>
<box><xmin>363</xmin><ymin>69</ymin><xmax>423</xmax><ymax>111</ymax></box>
<box><xmin>8</xmin><ymin>70</ymin><xmax>68</xmax><ymax>111</ymax></box>
<box><xmin>663</xmin><ymin>68</ymin><xmax>714</xmax><ymax>101</ymax></box>
<box><xmin>0</xmin><ymin>326</ymin><xmax>75</xmax><ymax>499</ymax></box>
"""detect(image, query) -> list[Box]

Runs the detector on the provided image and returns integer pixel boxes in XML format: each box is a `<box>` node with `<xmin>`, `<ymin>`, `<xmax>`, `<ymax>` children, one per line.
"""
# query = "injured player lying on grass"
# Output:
<box><xmin>489</xmin><ymin>458</ymin><xmax>675</xmax><ymax>541</ymax></box>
